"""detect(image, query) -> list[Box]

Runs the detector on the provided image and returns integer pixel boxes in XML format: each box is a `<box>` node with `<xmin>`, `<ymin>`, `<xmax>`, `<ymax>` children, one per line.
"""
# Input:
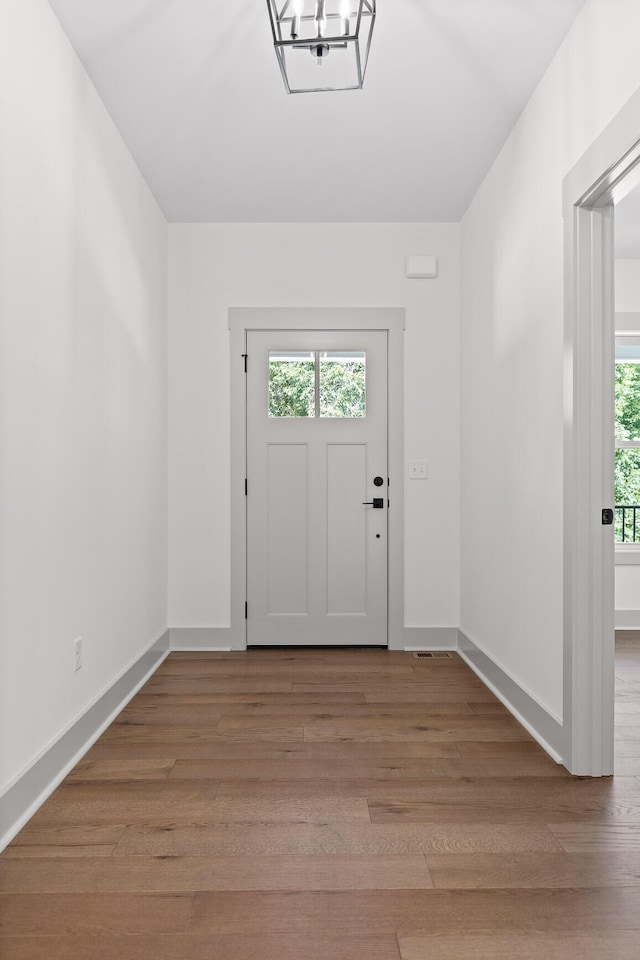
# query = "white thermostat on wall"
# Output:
<box><xmin>406</xmin><ymin>256</ymin><xmax>438</xmax><ymax>279</ymax></box>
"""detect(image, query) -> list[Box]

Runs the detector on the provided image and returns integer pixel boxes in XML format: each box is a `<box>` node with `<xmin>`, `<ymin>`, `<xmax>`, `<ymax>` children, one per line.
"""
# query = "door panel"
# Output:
<box><xmin>247</xmin><ymin>329</ymin><xmax>387</xmax><ymax>646</ymax></box>
<box><xmin>327</xmin><ymin>443</ymin><xmax>368</xmax><ymax>616</ymax></box>
<box><xmin>267</xmin><ymin>443</ymin><xmax>309</xmax><ymax>616</ymax></box>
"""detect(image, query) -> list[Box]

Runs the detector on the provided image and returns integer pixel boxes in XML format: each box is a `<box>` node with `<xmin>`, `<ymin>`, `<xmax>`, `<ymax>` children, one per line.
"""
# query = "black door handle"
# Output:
<box><xmin>362</xmin><ymin>498</ymin><xmax>384</xmax><ymax>508</ymax></box>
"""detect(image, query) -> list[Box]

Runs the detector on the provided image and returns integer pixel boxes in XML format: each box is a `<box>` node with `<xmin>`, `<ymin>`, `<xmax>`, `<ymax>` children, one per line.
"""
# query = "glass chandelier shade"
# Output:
<box><xmin>266</xmin><ymin>0</ymin><xmax>376</xmax><ymax>94</ymax></box>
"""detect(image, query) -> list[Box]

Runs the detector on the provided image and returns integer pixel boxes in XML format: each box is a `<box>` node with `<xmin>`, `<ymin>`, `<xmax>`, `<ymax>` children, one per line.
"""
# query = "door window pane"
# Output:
<box><xmin>319</xmin><ymin>351</ymin><xmax>366</xmax><ymax>418</ymax></box>
<box><xmin>269</xmin><ymin>352</ymin><xmax>315</xmax><ymax>418</ymax></box>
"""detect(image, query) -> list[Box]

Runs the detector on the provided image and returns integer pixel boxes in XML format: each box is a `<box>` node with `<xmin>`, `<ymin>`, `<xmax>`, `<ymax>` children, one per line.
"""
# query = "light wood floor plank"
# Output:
<box><xmin>100</xmin><ymin>722</ymin><xmax>303</xmax><ymax>742</ymax></box>
<box><xmin>0</xmin><ymin>854</ymin><xmax>433</xmax><ymax>893</ymax></box>
<box><xmin>170</xmin><ymin>757</ymin><xmax>569</xmax><ymax>781</ymax></box>
<box><xmin>424</xmin><ymin>851</ymin><xmax>640</xmax><ymax>888</ymax></box>
<box><xmin>113</xmin><ymin>822</ymin><xmax>562</xmax><ymax>857</ymax></box>
<box><xmin>82</xmin><ymin>739</ymin><xmax>464</xmax><ymax>762</ymax></box>
<box><xmin>398</xmin><ymin>932</ymin><xmax>640</xmax><ymax>960</ymax></box>
<box><xmin>1</xmin><ymin>934</ymin><xmax>402</xmax><ymax>960</ymax></box>
<box><xmin>26</xmin><ymin>796</ymin><xmax>369</xmax><ymax>828</ymax></box>
<box><xmin>304</xmin><ymin>684</ymin><xmax>498</xmax><ymax>700</ymax></box>
<box><xmin>615</xmin><ymin>758</ymin><xmax>640</xmax><ymax>774</ymax></box>
<box><xmin>2</xmin><ymin>845</ymin><xmax>117</xmax><ymax>859</ymax></box>
<box><xmin>301</xmin><ymin>718</ymin><xmax>530</xmax><ymax>742</ymax></box>
<box><xmin>0</xmin><ymin>892</ymin><xmax>194</xmax><ymax>936</ymax></box>
<box><xmin>135</xmin><ymin>691</ymin><xmax>369</xmax><ymax>703</ymax></box>
<box><xmin>141</xmin><ymin>679</ymin><xmax>293</xmax><ymax>694</ymax></box>
<box><xmin>155</xmin><ymin>660</ymin><xmax>417</xmax><ymax>678</ymax></box>
<box><xmin>66</xmin><ymin>760</ymin><xmax>175</xmax><ymax>782</ymax></box>
<box><xmin>547</xmin><ymin>822</ymin><xmax>640</xmax><ymax>851</ymax></box>
<box><xmin>7</xmin><ymin>825</ymin><xmax>125</xmax><ymax>848</ymax></box>
<box><xmin>216</xmin><ymin>775</ymin><xmax>640</xmax><ymax>806</ymax></box>
<box><xmin>120</xmin><ymin>701</ymin><xmax>478</xmax><ymax>719</ymax></box>
<box><xmin>187</xmin><ymin>888</ymin><xmax>640</xmax><ymax>935</ymax></box>
<box><xmin>455</xmin><ymin>740</ymin><xmax>549</xmax><ymax>758</ymax></box>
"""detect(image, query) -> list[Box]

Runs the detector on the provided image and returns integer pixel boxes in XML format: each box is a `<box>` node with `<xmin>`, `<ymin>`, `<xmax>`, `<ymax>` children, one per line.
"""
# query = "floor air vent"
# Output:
<box><xmin>413</xmin><ymin>651</ymin><xmax>453</xmax><ymax>659</ymax></box>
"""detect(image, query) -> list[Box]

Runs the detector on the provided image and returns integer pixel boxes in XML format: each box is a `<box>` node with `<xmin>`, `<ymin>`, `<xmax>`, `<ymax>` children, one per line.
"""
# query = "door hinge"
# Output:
<box><xmin>242</xmin><ymin>353</ymin><xmax>248</xmax><ymax>373</ymax></box>
<box><xmin>602</xmin><ymin>508</ymin><xmax>614</xmax><ymax>525</ymax></box>
<box><xmin>245</xmin><ymin>478</ymin><xmax>248</xmax><ymax>496</ymax></box>
<box><xmin>244</xmin><ymin>601</ymin><xmax>248</xmax><ymax>619</ymax></box>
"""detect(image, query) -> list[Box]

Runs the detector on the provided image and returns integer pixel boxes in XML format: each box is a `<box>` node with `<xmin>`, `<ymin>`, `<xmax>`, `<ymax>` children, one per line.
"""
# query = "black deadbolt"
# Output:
<box><xmin>602</xmin><ymin>508</ymin><xmax>614</xmax><ymax>525</ymax></box>
<box><xmin>373</xmin><ymin>476</ymin><xmax>384</xmax><ymax>487</ymax></box>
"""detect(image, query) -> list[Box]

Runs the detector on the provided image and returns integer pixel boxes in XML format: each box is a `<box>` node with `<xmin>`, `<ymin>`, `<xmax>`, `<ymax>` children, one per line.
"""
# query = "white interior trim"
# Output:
<box><xmin>403</xmin><ymin>627</ymin><xmax>458</xmax><ymax>650</ymax></box>
<box><xmin>169</xmin><ymin>627</ymin><xmax>233</xmax><ymax>650</ymax></box>
<box><xmin>228</xmin><ymin>307</ymin><xmax>406</xmax><ymax>651</ymax></box>
<box><xmin>615</xmin><ymin>546</ymin><xmax>640</xmax><ymax>564</ymax></box>
<box><xmin>562</xmin><ymin>86</ymin><xmax>640</xmax><ymax>776</ymax></box>
<box><xmin>615</xmin><ymin>610</ymin><xmax>640</xmax><ymax>629</ymax></box>
<box><xmin>616</xmin><ymin>312</ymin><xmax>640</xmax><ymax>332</ymax></box>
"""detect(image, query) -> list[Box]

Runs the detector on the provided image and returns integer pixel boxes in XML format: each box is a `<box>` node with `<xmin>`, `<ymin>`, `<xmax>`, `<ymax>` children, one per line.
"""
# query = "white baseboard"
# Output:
<box><xmin>404</xmin><ymin>626</ymin><xmax>458</xmax><ymax>650</ymax></box>
<box><xmin>615</xmin><ymin>610</ymin><xmax>640</xmax><ymax>629</ymax></box>
<box><xmin>457</xmin><ymin>629</ymin><xmax>564</xmax><ymax>764</ymax></box>
<box><xmin>0</xmin><ymin>630</ymin><xmax>170</xmax><ymax>853</ymax></box>
<box><xmin>169</xmin><ymin>626</ymin><xmax>460</xmax><ymax>652</ymax></box>
<box><xmin>169</xmin><ymin>627</ymin><xmax>233</xmax><ymax>650</ymax></box>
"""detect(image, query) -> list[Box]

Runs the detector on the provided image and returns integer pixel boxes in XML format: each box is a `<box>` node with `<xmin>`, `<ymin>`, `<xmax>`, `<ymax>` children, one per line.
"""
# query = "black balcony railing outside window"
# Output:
<box><xmin>616</xmin><ymin>505</ymin><xmax>640</xmax><ymax>542</ymax></box>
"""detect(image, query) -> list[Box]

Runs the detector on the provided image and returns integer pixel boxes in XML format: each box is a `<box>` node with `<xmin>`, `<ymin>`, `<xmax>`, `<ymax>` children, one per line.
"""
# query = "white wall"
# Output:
<box><xmin>616</xmin><ymin>259</ymin><xmax>640</xmax><ymax>314</ymax></box>
<box><xmin>168</xmin><ymin>223</ymin><xmax>460</xmax><ymax>631</ymax></box>
<box><xmin>461</xmin><ymin>0</ymin><xmax>640</xmax><ymax>721</ymax></box>
<box><xmin>615</xmin><ymin>566</ymin><xmax>640</xmax><ymax>628</ymax></box>
<box><xmin>0</xmin><ymin>0</ymin><xmax>168</xmax><ymax>794</ymax></box>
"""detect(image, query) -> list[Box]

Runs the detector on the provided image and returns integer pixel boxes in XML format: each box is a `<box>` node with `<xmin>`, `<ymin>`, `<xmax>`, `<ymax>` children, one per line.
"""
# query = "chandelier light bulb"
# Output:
<box><xmin>340</xmin><ymin>0</ymin><xmax>350</xmax><ymax>35</ymax></box>
<box><xmin>291</xmin><ymin>0</ymin><xmax>304</xmax><ymax>38</ymax></box>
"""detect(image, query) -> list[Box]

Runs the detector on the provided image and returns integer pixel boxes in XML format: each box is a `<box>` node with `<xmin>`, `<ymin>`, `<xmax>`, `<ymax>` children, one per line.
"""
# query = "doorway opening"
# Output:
<box><xmin>563</xmin><ymin>87</ymin><xmax>640</xmax><ymax>775</ymax></box>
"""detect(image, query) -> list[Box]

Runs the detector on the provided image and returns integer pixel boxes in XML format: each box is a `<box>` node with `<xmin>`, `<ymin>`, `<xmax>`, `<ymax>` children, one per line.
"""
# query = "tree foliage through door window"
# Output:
<box><xmin>269</xmin><ymin>354</ymin><xmax>366</xmax><ymax>418</ymax></box>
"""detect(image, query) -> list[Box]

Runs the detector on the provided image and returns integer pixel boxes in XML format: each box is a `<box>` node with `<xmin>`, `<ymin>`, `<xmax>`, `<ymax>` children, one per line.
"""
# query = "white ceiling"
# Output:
<box><xmin>48</xmin><ymin>0</ymin><xmax>586</xmax><ymax>223</ymax></box>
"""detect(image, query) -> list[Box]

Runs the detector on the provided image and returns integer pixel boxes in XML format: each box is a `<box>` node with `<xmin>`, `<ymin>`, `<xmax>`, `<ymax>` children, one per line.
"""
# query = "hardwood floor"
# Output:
<box><xmin>616</xmin><ymin>632</ymin><xmax>640</xmax><ymax>776</ymax></box>
<box><xmin>2</xmin><ymin>645</ymin><xmax>640</xmax><ymax>959</ymax></box>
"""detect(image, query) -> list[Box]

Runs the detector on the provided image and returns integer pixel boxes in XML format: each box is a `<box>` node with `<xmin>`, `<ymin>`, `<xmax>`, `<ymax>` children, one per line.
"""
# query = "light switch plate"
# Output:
<box><xmin>409</xmin><ymin>460</ymin><xmax>428</xmax><ymax>479</ymax></box>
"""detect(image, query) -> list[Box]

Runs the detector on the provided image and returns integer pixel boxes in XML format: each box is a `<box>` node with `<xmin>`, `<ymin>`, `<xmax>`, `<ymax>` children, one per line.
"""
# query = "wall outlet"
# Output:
<box><xmin>409</xmin><ymin>460</ymin><xmax>428</xmax><ymax>479</ymax></box>
<box><xmin>74</xmin><ymin>637</ymin><xmax>82</xmax><ymax>672</ymax></box>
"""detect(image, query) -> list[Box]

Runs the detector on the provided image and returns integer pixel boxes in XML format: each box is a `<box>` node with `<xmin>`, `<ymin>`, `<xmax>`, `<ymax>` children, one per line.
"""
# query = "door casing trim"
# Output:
<box><xmin>563</xmin><ymin>85</ymin><xmax>640</xmax><ymax>774</ymax></box>
<box><xmin>229</xmin><ymin>307</ymin><xmax>406</xmax><ymax>650</ymax></box>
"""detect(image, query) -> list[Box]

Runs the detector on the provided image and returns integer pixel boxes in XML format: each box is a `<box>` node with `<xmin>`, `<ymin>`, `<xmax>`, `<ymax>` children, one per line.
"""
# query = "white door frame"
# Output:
<box><xmin>228</xmin><ymin>307</ymin><xmax>405</xmax><ymax>651</ymax></box>
<box><xmin>563</xmin><ymin>87</ymin><xmax>640</xmax><ymax>775</ymax></box>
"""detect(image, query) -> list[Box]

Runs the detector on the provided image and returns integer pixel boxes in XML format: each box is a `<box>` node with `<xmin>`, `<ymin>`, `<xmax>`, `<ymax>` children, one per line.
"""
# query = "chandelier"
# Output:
<box><xmin>266</xmin><ymin>1</ymin><xmax>376</xmax><ymax>94</ymax></box>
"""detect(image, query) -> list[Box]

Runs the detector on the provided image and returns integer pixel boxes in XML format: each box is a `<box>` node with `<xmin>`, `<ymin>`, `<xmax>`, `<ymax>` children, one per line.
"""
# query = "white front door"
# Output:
<box><xmin>246</xmin><ymin>329</ymin><xmax>388</xmax><ymax>646</ymax></box>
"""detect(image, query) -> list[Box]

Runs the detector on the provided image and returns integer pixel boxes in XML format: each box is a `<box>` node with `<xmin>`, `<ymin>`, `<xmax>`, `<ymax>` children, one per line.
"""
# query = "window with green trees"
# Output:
<box><xmin>615</xmin><ymin>339</ymin><xmax>640</xmax><ymax>542</ymax></box>
<box><xmin>268</xmin><ymin>351</ymin><xmax>366</xmax><ymax>418</ymax></box>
